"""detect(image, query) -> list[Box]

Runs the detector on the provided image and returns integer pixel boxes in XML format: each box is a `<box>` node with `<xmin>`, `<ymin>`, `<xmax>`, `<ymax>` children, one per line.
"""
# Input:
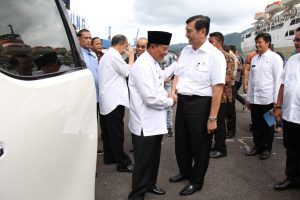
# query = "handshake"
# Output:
<box><xmin>169</xmin><ymin>92</ymin><xmax>178</xmax><ymax>106</ymax></box>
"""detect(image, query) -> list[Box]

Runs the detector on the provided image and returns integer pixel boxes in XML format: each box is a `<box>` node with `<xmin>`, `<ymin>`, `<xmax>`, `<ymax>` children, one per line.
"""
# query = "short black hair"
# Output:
<box><xmin>186</xmin><ymin>15</ymin><xmax>210</xmax><ymax>36</ymax></box>
<box><xmin>229</xmin><ymin>45</ymin><xmax>236</xmax><ymax>52</ymax></box>
<box><xmin>111</xmin><ymin>34</ymin><xmax>127</xmax><ymax>46</ymax></box>
<box><xmin>209</xmin><ymin>32</ymin><xmax>224</xmax><ymax>45</ymax></box>
<box><xmin>223</xmin><ymin>45</ymin><xmax>230</xmax><ymax>53</ymax></box>
<box><xmin>255</xmin><ymin>32</ymin><xmax>272</xmax><ymax>47</ymax></box>
<box><xmin>77</xmin><ymin>29</ymin><xmax>90</xmax><ymax>37</ymax></box>
<box><xmin>91</xmin><ymin>37</ymin><xmax>102</xmax><ymax>45</ymax></box>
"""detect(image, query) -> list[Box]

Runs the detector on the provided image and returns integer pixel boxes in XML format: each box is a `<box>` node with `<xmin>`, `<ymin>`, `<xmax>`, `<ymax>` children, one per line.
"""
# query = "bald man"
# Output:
<box><xmin>126</xmin><ymin>37</ymin><xmax>148</xmax><ymax>63</ymax></box>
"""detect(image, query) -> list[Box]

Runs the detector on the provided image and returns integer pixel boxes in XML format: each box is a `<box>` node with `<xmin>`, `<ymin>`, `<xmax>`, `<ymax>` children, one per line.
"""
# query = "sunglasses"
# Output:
<box><xmin>293</xmin><ymin>38</ymin><xmax>300</xmax><ymax>42</ymax></box>
<box><xmin>137</xmin><ymin>45</ymin><xmax>146</xmax><ymax>49</ymax></box>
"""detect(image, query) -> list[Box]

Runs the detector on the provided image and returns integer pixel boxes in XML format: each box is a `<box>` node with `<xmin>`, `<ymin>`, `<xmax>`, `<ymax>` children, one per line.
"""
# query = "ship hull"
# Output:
<box><xmin>241</xmin><ymin>3</ymin><xmax>300</xmax><ymax>58</ymax></box>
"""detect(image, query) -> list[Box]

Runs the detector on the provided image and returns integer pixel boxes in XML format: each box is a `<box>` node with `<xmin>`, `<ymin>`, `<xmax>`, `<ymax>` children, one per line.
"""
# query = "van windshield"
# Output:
<box><xmin>0</xmin><ymin>0</ymin><xmax>77</xmax><ymax>77</ymax></box>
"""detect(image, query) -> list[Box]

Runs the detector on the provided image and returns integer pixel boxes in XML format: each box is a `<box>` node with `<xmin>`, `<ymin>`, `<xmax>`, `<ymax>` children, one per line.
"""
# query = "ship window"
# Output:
<box><xmin>289</xmin><ymin>30</ymin><xmax>295</xmax><ymax>36</ymax></box>
<box><xmin>0</xmin><ymin>0</ymin><xmax>79</xmax><ymax>80</ymax></box>
<box><xmin>285</xmin><ymin>31</ymin><xmax>288</xmax><ymax>37</ymax></box>
<box><xmin>296</xmin><ymin>18</ymin><xmax>300</xmax><ymax>24</ymax></box>
<box><xmin>290</xmin><ymin>19</ymin><xmax>295</xmax><ymax>25</ymax></box>
<box><xmin>246</xmin><ymin>33</ymin><xmax>251</xmax><ymax>38</ymax></box>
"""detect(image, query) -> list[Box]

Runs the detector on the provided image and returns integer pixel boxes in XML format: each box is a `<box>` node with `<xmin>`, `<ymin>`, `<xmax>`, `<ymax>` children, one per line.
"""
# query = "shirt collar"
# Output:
<box><xmin>187</xmin><ymin>39</ymin><xmax>210</xmax><ymax>53</ymax></box>
<box><xmin>198</xmin><ymin>39</ymin><xmax>211</xmax><ymax>53</ymax></box>
<box><xmin>81</xmin><ymin>47</ymin><xmax>90</xmax><ymax>53</ymax></box>
<box><xmin>109</xmin><ymin>47</ymin><xmax>121</xmax><ymax>55</ymax></box>
<box><xmin>144</xmin><ymin>51</ymin><xmax>158</xmax><ymax>65</ymax></box>
<box><xmin>81</xmin><ymin>47</ymin><xmax>97</xmax><ymax>58</ymax></box>
<box><xmin>258</xmin><ymin>49</ymin><xmax>271</xmax><ymax>57</ymax></box>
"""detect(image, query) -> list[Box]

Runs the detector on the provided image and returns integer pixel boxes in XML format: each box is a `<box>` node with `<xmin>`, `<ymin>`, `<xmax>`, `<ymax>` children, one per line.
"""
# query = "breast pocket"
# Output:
<box><xmin>195</xmin><ymin>64</ymin><xmax>209</xmax><ymax>72</ymax></box>
<box><xmin>194</xmin><ymin>55</ymin><xmax>209</xmax><ymax>71</ymax></box>
<box><xmin>192</xmin><ymin>64</ymin><xmax>210</xmax><ymax>84</ymax></box>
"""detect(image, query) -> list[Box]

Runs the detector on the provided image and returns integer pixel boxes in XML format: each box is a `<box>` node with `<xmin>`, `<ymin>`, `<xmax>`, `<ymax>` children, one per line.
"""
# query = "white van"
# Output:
<box><xmin>0</xmin><ymin>0</ymin><xmax>98</xmax><ymax>200</ymax></box>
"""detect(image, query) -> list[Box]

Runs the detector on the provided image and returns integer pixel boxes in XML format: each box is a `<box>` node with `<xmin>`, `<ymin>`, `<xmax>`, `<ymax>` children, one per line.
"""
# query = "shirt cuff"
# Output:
<box><xmin>167</xmin><ymin>98</ymin><xmax>174</xmax><ymax>107</ymax></box>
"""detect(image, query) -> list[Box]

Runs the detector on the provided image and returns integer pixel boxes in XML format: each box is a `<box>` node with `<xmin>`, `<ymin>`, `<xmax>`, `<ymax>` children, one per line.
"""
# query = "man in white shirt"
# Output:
<box><xmin>128</xmin><ymin>31</ymin><xmax>175</xmax><ymax>200</ymax></box>
<box><xmin>125</xmin><ymin>37</ymin><xmax>148</xmax><ymax>63</ymax></box>
<box><xmin>245</xmin><ymin>32</ymin><xmax>283</xmax><ymax>160</ymax></box>
<box><xmin>169</xmin><ymin>15</ymin><xmax>226</xmax><ymax>196</ymax></box>
<box><xmin>274</xmin><ymin>27</ymin><xmax>300</xmax><ymax>191</ymax></box>
<box><xmin>99</xmin><ymin>34</ymin><xmax>134</xmax><ymax>172</ymax></box>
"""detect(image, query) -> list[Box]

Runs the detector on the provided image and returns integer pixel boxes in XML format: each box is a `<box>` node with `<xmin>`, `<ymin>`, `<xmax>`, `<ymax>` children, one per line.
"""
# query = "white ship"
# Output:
<box><xmin>241</xmin><ymin>0</ymin><xmax>300</xmax><ymax>57</ymax></box>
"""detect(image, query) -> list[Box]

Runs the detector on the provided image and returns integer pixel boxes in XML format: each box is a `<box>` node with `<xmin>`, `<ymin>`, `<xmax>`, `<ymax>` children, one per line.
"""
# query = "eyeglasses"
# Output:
<box><xmin>137</xmin><ymin>45</ymin><xmax>146</xmax><ymax>49</ymax></box>
<box><xmin>293</xmin><ymin>38</ymin><xmax>300</xmax><ymax>42</ymax></box>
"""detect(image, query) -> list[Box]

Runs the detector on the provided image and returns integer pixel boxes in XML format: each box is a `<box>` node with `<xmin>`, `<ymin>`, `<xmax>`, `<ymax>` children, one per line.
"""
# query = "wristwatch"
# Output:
<box><xmin>208</xmin><ymin>116</ymin><xmax>217</xmax><ymax>122</ymax></box>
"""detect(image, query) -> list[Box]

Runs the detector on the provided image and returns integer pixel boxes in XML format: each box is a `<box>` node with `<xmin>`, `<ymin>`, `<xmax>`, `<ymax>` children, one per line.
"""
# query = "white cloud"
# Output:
<box><xmin>71</xmin><ymin>0</ymin><xmax>274</xmax><ymax>44</ymax></box>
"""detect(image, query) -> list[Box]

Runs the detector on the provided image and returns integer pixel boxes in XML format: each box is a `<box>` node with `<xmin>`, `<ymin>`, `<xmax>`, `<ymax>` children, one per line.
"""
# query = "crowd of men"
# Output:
<box><xmin>77</xmin><ymin>14</ymin><xmax>300</xmax><ymax>200</ymax></box>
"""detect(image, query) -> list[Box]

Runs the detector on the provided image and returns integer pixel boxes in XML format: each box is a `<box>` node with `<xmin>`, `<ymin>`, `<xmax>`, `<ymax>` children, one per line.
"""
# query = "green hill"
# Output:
<box><xmin>223</xmin><ymin>32</ymin><xmax>242</xmax><ymax>53</ymax></box>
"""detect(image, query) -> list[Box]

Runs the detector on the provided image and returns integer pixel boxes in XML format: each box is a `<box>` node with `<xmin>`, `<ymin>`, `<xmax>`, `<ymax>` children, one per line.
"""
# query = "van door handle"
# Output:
<box><xmin>0</xmin><ymin>142</ymin><xmax>4</xmax><ymax>158</ymax></box>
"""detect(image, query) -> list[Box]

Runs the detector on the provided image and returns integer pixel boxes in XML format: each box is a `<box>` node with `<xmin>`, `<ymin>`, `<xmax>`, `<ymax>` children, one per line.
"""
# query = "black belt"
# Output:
<box><xmin>177</xmin><ymin>94</ymin><xmax>211</xmax><ymax>100</ymax></box>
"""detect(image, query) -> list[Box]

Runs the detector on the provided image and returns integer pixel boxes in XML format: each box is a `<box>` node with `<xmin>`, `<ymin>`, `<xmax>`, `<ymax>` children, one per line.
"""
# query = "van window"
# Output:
<box><xmin>289</xmin><ymin>30</ymin><xmax>295</xmax><ymax>36</ymax></box>
<box><xmin>0</xmin><ymin>0</ymin><xmax>78</xmax><ymax>78</ymax></box>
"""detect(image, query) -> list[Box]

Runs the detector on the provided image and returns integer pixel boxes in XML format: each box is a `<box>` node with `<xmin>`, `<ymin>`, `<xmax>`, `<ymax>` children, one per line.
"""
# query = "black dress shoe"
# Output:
<box><xmin>179</xmin><ymin>184</ymin><xmax>201</xmax><ymax>196</ymax></box>
<box><xmin>117</xmin><ymin>163</ymin><xmax>134</xmax><ymax>173</ymax></box>
<box><xmin>147</xmin><ymin>185</ymin><xmax>166</xmax><ymax>195</ymax></box>
<box><xmin>210</xmin><ymin>150</ymin><xmax>227</xmax><ymax>158</ymax></box>
<box><xmin>274</xmin><ymin>179</ymin><xmax>298</xmax><ymax>191</ymax></box>
<box><xmin>260</xmin><ymin>150</ymin><xmax>271</xmax><ymax>160</ymax></box>
<box><xmin>169</xmin><ymin>174</ymin><xmax>187</xmax><ymax>183</ymax></box>
<box><xmin>245</xmin><ymin>148</ymin><xmax>261</xmax><ymax>156</ymax></box>
<box><xmin>97</xmin><ymin>150</ymin><xmax>104</xmax><ymax>155</ymax></box>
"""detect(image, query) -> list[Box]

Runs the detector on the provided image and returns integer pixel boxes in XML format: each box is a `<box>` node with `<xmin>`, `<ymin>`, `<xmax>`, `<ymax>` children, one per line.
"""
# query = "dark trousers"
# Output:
<box><xmin>250</xmin><ymin>103</ymin><xmax>274</xmax><ymax>151</ymax></box>
<box><xmin>101</xmin><ymin>105</ymin><xmax>131</xmax><ymax>166</ymax></box>
<box><xmin>128</xmin><ymin>134</ymin><xmax>163</xmax><ymax>200</ymax></box>
<box><xmin>212</xmin><ymin>102</ymin><xmax>227</xmax><ymax>153</ymax></box>
<box><xmin>175</xmin><ymin>94</ymin><xmax>213</xmax><ymax>188</ymax></box>
<box><xmin>226</xmin><ymin>86</ymin><xmax>236</xmax><ymax>134</ymax></box>
<box><xmin>234</xmin><ymin>81</ymin><xmax>246</xmax><ymax>105</ymax></box>
<box><xmin>283</xmin><ymin>120</ymin><xmax>300</xmax><ymax>183</ymax></box>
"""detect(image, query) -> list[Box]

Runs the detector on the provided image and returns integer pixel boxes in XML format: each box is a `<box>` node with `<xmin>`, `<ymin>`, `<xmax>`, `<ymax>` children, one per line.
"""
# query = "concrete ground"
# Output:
<box><xmin>96</xmin><ymin>101</ymin><xmax>300</xmax><ymax>200</ymax></box>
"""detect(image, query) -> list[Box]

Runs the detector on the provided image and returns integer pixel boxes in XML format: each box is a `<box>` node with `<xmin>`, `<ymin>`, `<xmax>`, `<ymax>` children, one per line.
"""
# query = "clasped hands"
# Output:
<box><xmin>169</xmin><ymin>92</ymin><xmax>178</xmax><ymax>106</ymax></box>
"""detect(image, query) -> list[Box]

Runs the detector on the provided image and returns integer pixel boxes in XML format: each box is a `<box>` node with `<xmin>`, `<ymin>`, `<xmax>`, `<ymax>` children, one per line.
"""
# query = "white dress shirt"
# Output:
<box><xmin>99</xmin><ymin>47</ymin><xmax>131</xmax><ymax>115</ymax></box>
<box><xmin>174</xmin><ymin>40</ymin><xmax>226</xmax><ymax>96</ymax></box>
<box><xmin>281</xmin><ymin>53</ymin><xmax>300</xmax><ymax>124</ymax></box>
<box><xmin>128</xmin><ymin>51</ymin><xmax>174</xmax><ymax>136</ymax></box>
<box><xmin>247</xmin><ymin>49</ymin><xmax>283</xmax><ymax>104</ymax></box>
